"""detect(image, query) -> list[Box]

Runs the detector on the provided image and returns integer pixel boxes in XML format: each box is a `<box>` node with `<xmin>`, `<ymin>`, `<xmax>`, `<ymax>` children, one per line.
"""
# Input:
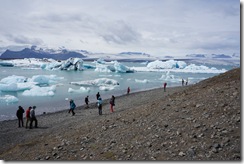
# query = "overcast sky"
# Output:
<box><xmin>0</xmin><ymin>0</ymin><xmax>240</xmax><ymax>57</ymax></box>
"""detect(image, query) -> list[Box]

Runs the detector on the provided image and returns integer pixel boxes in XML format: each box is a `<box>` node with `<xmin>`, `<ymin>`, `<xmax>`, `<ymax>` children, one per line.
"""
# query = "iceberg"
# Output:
<box><xmin>71</xmin><ymin>78</ymin><xmax>119</xmax><ymax>87</ymax></box>
<box><xmin>95</xmin><ymin>63</ymin><xmax>113</xmax><ymax>72</ymax></box>
<box><xmin>22</xmin><ymin>85</ymin><xmax>56</xmax><ymax>96</ymax></box>
<box><xmin>113</xmin><ymin>61</ymin><xmax>134</xmax><ymax>73</ymax></box>
<box><xmin>135</xmin><ymin>79</ymin><xmax>149</xmax><ymax>83</ymax></box>
<box><xmin>28</xmin><ymin>75</ymin><xmax>64</xmax><ymax>85</ymax></box>
<box><xmin>68</xmin><ymin>87</ymin><xmax>91</xmax><ymax>93</ymax></box>
<box><xmin>0</xmin><ymin>75</ymin><xmax>27</xmax><ymax>84</ymax></box>
<box><xmin>0</xmin><ymin>83</ymin><xmax>32</xmax><ymax>92</ymax></box>
<box><xmin>99</xmin><ymin>85</ymin><xmax>116</xmax><ymax>91</ymax></box>
<box><xmin>42</xmin><ymin>58</ymin><xmax>84</xmax><ymax>71</ymax></box>
<box><xmin>0</xmin><ymin>95</ymin><xmax>19</xmax><ymax>104</ymax></box>
<box><xmin>147</xmin><ymin>60</ymin><xmax>187</xmax><ymax>69</ymax></box>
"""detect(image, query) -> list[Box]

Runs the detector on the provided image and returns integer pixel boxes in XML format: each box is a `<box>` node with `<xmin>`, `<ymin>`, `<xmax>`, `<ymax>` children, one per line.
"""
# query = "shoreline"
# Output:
<box><xmin>0</xmin><ymin>85</ymin><xmax>183</xmax><ymax>123</ymax></box>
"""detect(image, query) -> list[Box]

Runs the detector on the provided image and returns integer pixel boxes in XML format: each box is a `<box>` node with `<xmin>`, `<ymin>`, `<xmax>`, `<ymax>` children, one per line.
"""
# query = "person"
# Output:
<box><xmin>25</xmin><ymin>107</ymin><xmax>32</xmax><ymax>129</ymax></box>
<box><xmin>97</xmin><ymin>97</ymin><xmax>103</xmax><ymax>115</ymax></box>
<box><xmin>85</xmin><ymin>96</ymin><xmax>89</xmax><ymax>108</ymax></box>
<box><xmin>109</xmin><ymin>95</ymin><xmax>115</xmax><ymax>113</ymax></box>
<box><xmin>69</xmin><ymin>99</ymin><xmax>76</xmax><ymax>116</ymax></box>
<box><xmin>182</xmin><ymin>79</ymin><xmax>184</xmax><ymax>86</ymax></box>
<box><xmin>186</xmin><ymin>78</ymin><xmax>188</xmax><ymax>85</ymax></box>
<box><xmin>16</xmin><ymin>106</ymin><xmax>25</xmax><ymax>127</ymax></box>
<box><xmin>96</xmin><ymin>92</ymin><xmax>100</xmax><ymax>100</ymax></box>
<box><xmin>30</xmin><ymin>106</ymin><xmax>38</xmax><ymax>129</ymax></box>
<box><xmin>163</xmin><ymin>82</ymin><xmax>167</xmax><ymax>92</ymax></box>
<box><xmin>127</xmin><ymin>87</ymin><xmax>130</xmax><ymax>94</ymax></box>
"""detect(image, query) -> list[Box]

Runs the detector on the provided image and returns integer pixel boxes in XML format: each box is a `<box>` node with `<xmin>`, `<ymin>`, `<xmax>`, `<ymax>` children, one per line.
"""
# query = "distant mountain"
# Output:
<box><xmin>211</xmin><ymin>54</ymin><xmax>232</xmax><ymax>58</ymax></box>
<box><xmin>0</xmin><ymin>46</ymin><xmax>87</xmax><ymax>60</ymax></box>
<box><xmin>186</xmin><ymin>53</ymin><xmax>238</xmax><ymax>59</ymax></box>
<box><xmin>186</xmin><ymin>54</ymin><xmax>207</xmax><ymax>58</ymax></box>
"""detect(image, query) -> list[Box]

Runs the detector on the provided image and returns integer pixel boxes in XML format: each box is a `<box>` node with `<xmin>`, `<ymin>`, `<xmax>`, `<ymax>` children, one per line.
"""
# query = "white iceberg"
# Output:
<box><xmin>71</xmin><ymin>78</ymin><xmax>119</xmax><ymax>87</ymax></box>
<box><xmin>68</xmin><ymin>87</ymin><xmax>91</xmax><ymax>93</ymax></box>
<box><xmin>0</xmin><ymin>82</ymin><xmax>34</xmax><ymax>92</ymax></box>
<box><xmin>28</xmin><ymin>75</ymin><xmax>64</xmax><ymax>85</ymax></box>
<box><xmin>95</xmin><ymin>63</ymin><xmax>113</xmax><ymax>72</ymax></box>
<box><xmin>113</xmin><ymin>61</ymin><xmax>134</xmax><ymax>73</ymax></box>
<box><xmin>99</xmin><ymin>85</ymin><xmax>116</xmax><ymax>91</ymax></box>
<box><xmin>22</xmin><ymin>85</ymin><xmax>56</xmax><ymax>96</ymax></box>
<box><xmin>135</xmin><ymin>79</ymin><xmax>149</xmax><ymax>83</ymax></box>
<box><xmin>147</xmin><ymin>60</ymin><xmax>187</xmax><ymax>69</ymax></box>
<box><xmin>0</xmin><ymin>95</ymin><xmax>19</xmax><ymax>104</ymax></box>
<box><xmin>0</xmin><ymin>75</ymin><xmax>27</xmax><ymax>84</ymax></box>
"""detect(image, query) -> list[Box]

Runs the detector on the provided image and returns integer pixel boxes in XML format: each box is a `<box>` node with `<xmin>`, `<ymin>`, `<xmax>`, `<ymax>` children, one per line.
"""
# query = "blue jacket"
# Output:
<box><xmin>70</xmin><ymin>101</ymin><xmax>76</xmax><ymax>110</ymax></box>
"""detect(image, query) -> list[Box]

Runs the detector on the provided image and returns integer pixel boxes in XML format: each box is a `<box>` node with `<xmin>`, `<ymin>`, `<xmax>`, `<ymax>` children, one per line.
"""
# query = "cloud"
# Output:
<box><xmin>5</xmin><ymin>34</ymin><xmax>43</xmax><ymax>45</ymax></box>
<box><xmin>0</xmin><ymin>0</ymin><xmax>240</xmax><ymax>57</ymax></box>
<box><xmin>100</xmin><ymin>21</ymin><xmax>141</xmax><ymax>44</ymax></box>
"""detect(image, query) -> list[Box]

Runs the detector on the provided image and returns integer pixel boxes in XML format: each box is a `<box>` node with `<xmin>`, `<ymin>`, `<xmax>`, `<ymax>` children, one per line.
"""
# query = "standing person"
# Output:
<box><xmin>16</xmin><ymin>106</ymin><xmax>25</xmax><ymax>128</ymax></box>
<box><xmin>182</xmin><ymin>79</ymin><xmax>184</xmax><ymax>86</ymax></box>
<box><xmin>127</xmin><ymin>87</ymin><xmax>130</xmax><ymax>94</ymax></box>
<box><xmin>97</xmin><ymin>97</ymin><xmax>103</xmax><ymax>115</ymax></box>
<box><xmin>109</xmin><ymin>95</ymin><xmax>115</xmax><ymax>113</ymax></box>
<box><xmin>25</xmin><ymin>107</ymin><xmax>32</xmax><ymax>129</ymax></box>
<box><xmin>69</xmin><ymin>99</ymin><xmax>76</xmax><ymax>116</ymax></box>
<box><xmin>186</xmin><ymin>78</ymin><xmax>188</xmax><ymax>85</ymax></box>
<box><xmin>30</xmin><ymin>106</ymin><xmax>38</xmax><ymax>129</ymax></box>
<box><xmin>163</xmin><ymin>82</ymin><xmax>167</xmax><ymax>92</ymax></box>
<box><xmin>96</xmin><ymin>92</ymin><xmax>100</xmax><ymax>100</ymax></box>
<box><xmin>85</xmin><ymin>96</ymin><xmax>89</xmax><ymax>108</ymax></box>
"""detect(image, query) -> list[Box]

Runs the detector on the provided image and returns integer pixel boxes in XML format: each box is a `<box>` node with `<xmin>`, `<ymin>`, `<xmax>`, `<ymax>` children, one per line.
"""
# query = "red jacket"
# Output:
<box><xmin>26</xmin><ymin>108</ymin><xmax>31</xmax><ymax>118</ymax></box>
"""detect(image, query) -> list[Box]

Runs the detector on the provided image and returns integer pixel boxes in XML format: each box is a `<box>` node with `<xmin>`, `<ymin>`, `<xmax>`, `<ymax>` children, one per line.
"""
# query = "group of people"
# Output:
<box><xmin>68</xmin><ymin>87</ymin><xmax>131</xmax><ymax>117</ymax></box>
<box><xmin>16</xmin><ymin>105</ymin><xmax>38</xmax><ymax>129</ymax></box>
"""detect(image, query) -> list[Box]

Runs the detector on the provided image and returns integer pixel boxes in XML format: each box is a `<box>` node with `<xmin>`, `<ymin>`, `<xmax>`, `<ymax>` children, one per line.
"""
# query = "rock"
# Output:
<box><xmin>187</xmin><ymin>148</ymin><xmax>196</xmax><ymax>157</ymax></box>
<box><xmin>179</xmin><ymin>152</ymin><xmax>186</xmax><ymax>156</ymax></box>
<box><xmin>45</xmin><ymin>156</ymin><xmax>50</xmax><ymax>160</ymax></box>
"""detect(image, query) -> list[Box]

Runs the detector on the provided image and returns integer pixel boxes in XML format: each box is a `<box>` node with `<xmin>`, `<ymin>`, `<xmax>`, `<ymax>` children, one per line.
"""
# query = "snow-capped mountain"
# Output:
<box><xmin>0</xmin><ymin>46</ymin><xmax>87</xmax><ymax>60</ymax></box>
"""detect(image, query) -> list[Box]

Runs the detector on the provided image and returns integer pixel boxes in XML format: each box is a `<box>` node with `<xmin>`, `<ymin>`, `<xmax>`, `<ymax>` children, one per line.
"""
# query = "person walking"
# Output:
<box><xmin>127</xmin><ymin>87</ymin><xmax>130</xmax><ymax>94</ymax></box>
<box><xmin>109</xmin><ymin>95</ymin><xmax>115</xmax><ymax>113</ymax></box>
<box><xmin>96</xmin><ymin>92</ymin><xmax>100</xmax><ymax>100</ymax></box>
<box><xmin>69</xmin><ymin>99</ymin><xmax>76</xmax><ymax>116</ymax></box>
<box><xmin>30</xmin><ymin>106</ymin><xmax>38</xmax><ymax>129</ymax></box>
<box><xmin>85</xmin><ymin>96</ymin><xmax>89</xmax><ymax>108</ymax></box>
<box><xmin>16</xmin><ymin>106</ymin><xmax>25</xmax><ymax>128</ymax></box>
<box><xmin>186</xmin><ymin>78</ymin><xmax>188</xmax><ymax>85</ymax></box>
<box><xmin>182</xmin><ymin>79</ymin><xmax>184</xmax><ymax>86</ymax></box>
<box><xmin>97</xmin><ymin>97</ymin><xmax>103</xmax><ymax>115</ymax></box>
<box><xmin>163</xmin><ymin>82</ymin><xmax>167</xmax><ymax>92</ymax></box>
<box><xmin>25</xmin><ymin>106</ymin><xmax>32</xmax><ymax>129</ymax></box>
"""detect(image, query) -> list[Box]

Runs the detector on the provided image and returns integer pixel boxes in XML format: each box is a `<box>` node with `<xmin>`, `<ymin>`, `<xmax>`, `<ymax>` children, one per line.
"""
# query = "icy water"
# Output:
<box><xmin>0</xmin><ymin>61</ymin><xmax>234</xmax><ymax>121</ymax></box>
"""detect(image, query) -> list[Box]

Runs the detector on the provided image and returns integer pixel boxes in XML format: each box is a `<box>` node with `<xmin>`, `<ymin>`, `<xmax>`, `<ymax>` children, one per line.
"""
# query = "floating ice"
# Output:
<box><xmin>0</xmin><ymin>83</ymin><xmax>33</xmax><ymax>92</ymax></box>
<box><xmin>71</xmin><ymin>78</ymin><xmax>119</xmax><ymax>86</ymax></box>
<box><xmin>0</xmin><ymin>95</ymin><xmax>19</xmax><ymax>104</ymax></box>
<box><xmin>114</xmin><ymin>61</ymin><xmax>134</xmax><ymax>73</ymax></box>
<box><xmin>0</xmin><ymin>75</ymin><xmax>27</xmax><ymax>84</ymax></box>
<box><xmin>99</xmin><ymin>85</ymin><xmax>116</xmax><ymax>91</ymax></box>
<box><xmin>28</xmin><ymin>75</ymin><xmax>64</xmax><ymax>85</ymax></box>
<box><xmin>147</xmin><ymin>60</ymin><xmax>187</xmax><ymax>69</ymax></box>
<box><xmin>22</xmin><ymin>85</ymin><xmax>56</xmax><ymax>96</ymax></box>
<box><xmin>42</xmin><ymin>58</ymin><xmax>84</xmax><ymax>71</ymax></box>
<box><xmin>135</xmin><ymin>79</ymin><xmax>149</xmax><ymax>83</ymax></box>
<box><xmin>95</xmin><ymin>63</ymin><xmax>113</xmax><ymax>72</ymax></box>
<box><xmin>68</xmin><ymin>87</ymin><xmax>91</xmax><ymax>93</ymax></box>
